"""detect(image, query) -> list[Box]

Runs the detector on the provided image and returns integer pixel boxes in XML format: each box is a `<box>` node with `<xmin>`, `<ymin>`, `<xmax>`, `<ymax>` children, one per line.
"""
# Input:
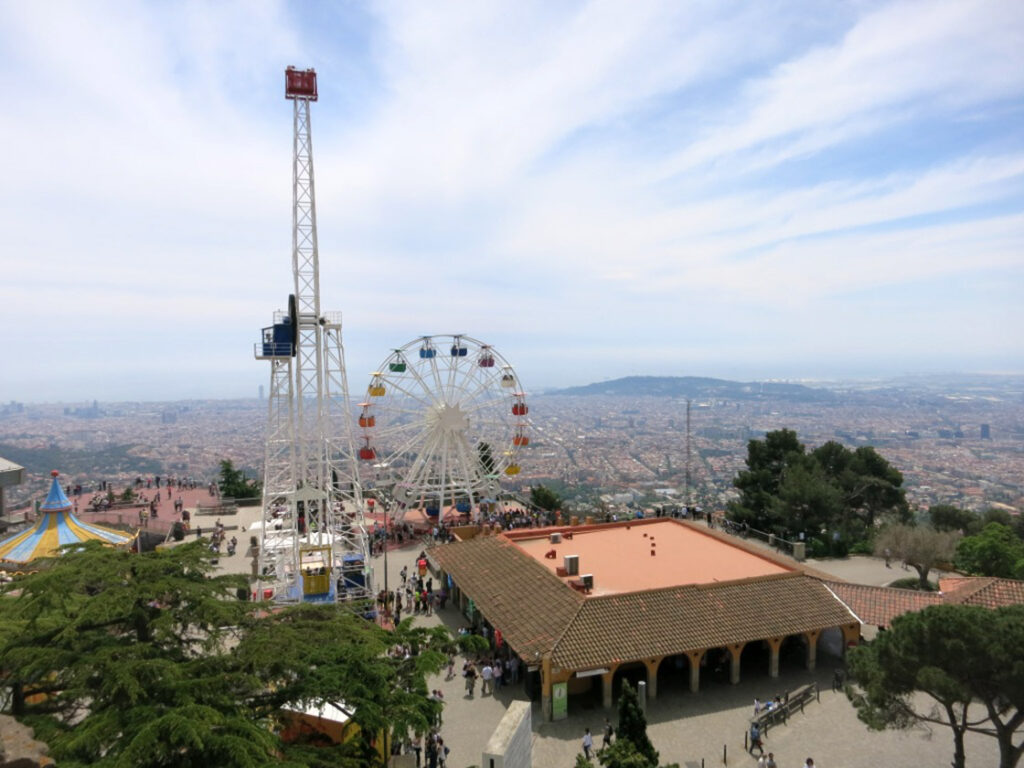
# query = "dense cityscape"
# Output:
<box><xmin>3</xmin><ymin>374</ymin><xmax>1021</xmax><ymax>519</ymax></box>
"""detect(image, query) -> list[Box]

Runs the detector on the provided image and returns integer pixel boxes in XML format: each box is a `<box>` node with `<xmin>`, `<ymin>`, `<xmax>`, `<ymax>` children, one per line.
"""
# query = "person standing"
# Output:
<box><xmin>582</xmin><ymin>728</ymin><xmax>593</xmax><ymax>760</ymax></box>
<box><xmin>765</xmin><ymin>753</ymin><xmax>777</xmax><ymax>768</ymax></box>
<box><xmin>602</xmin><ymin>718</ymin><xmax>614</xmax><ymax>749</ymax></box>
<box><xmin>481</xmin><ymin>662</ymin><xmax>493</xmax><ymax>695</ymax></box>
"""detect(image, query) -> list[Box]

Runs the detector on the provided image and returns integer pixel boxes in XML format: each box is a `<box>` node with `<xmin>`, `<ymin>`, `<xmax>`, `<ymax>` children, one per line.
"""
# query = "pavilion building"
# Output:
<box><xmin>431</xmin><ymin>517</ymin><xmax>861</xmax><ymax>721</ymax></box>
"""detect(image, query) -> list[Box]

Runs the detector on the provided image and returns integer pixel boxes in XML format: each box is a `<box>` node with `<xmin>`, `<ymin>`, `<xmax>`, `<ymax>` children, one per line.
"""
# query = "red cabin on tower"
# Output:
<box><xmin>285</xmin><ymin>66</ymin><xmax>318</xmax><ymax>101</ymax></box>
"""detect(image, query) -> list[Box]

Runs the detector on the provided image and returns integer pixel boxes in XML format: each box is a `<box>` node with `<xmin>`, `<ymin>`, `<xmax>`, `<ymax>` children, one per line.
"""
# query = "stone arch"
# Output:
<box><xmin>612</xmin><ymin>661</ymin><xmax>648</xmax><ymax>699</ymax></box>
<box><xmin>656</xmin><ymin>652</ymin><xmax>692</xmax><ymax>694</ymax></box>
<box><xmin>739</xmin><ymin>638</ymin><xmax>772</xmax><ymax>681</ymax></box>
<box><xmin>778</xmin><ymin>633</ymin><xmax>808</xmax><ymax>673</ymax></box>
<box><xmin>699</xmin><ymin>646</ymin><xmax>733</xmax><ymax>687</ymax></box>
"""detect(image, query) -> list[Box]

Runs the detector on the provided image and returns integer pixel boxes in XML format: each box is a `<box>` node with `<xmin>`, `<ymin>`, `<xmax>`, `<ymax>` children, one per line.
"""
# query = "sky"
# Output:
<box><xmin>1</xmin><ymin>0</ymin><xmax>1023</xmax><ymax>402</ymax></box>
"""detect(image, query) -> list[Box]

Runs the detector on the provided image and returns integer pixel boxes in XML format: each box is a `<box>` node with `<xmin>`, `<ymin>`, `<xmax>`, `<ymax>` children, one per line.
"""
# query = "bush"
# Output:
<box><xmin>888</xmin><ymin>577</ymin><xmax>936</xmax><ymax>591</ymax></box>
<box><xmin>829</xmin><ymin>538</ymin><xmax>850</xmax><ymax>558</ymax></box>
<box><xmin>849</xmin><ymin>540</ymin><xmax>874</xmax><ymax>555</ymax></box>
<box><xmin>808</xmin><ymin>538</ymin><xmax>829</xmax><ymax>558</ymax></box>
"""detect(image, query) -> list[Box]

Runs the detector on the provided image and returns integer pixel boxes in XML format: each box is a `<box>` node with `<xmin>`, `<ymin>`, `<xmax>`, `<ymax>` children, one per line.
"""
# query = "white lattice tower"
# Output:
<box><xmin>254</xmin><ymin>67</ymin><xmax>371</xmax><ymax>605</ymax></box>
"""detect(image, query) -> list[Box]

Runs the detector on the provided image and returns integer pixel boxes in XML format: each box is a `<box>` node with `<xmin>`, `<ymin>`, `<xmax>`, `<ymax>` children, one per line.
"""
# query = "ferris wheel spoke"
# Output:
<box><xmin>452</xmin><ymin>433</ymin><xmax>483</xmax><ymax>499</ymax></box>
<box><xmin>402</xmin><ymin>355</ymin><xmax>442</xmax><ymax>407</ymax></box>
<box><xmin>445</xmin><ymin>343</ymin><xmax>464</xmax><ymax>401</ymax></box>
<box><xmin>460</xmin><ymin>394</ymin><xmax>513</xmax><ymax>419</ymax></box>
<box><xmin>456</xmin><ymin>368</ymin><xmax>505</xmax><ymax>408</ymax></box>
<box><xmin>380</xmin><ymin>378</ymin><xmax>435</xmax><ymax>409</ymax></box>
<box><xmin>373</xmin><ymin>400</ymin><xmax>430</xmax><ymax>422</ymax></box>
<box><xmin>370</xmin><ymin>422</ymin><xmax>426</xmax><ymax>445</ymax></box>
<box><xmin>403</xmin><ymin>428</ymin><xmax>445</xmax><ymax>495</ymax></box>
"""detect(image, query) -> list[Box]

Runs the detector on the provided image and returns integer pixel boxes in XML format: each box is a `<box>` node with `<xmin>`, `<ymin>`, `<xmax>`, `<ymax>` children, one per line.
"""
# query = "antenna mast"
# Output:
<box><xmin>685</xmin><ymin>398</ymin><xmax>692</xmax><ymax>509</ymax></box>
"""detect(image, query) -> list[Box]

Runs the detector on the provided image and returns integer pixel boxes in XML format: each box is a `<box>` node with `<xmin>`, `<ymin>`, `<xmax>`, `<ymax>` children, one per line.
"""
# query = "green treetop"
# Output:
<box><xmin>847</xmin><ymin>603</ymin><xmax>1024</xmax><ymax>768</ymax></box>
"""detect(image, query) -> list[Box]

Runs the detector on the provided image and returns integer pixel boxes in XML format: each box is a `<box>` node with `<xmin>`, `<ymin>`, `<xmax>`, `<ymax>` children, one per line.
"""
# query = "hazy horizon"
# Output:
<box><xmin>6</xmin><ymin>369</ymin><xmax>1023</xmax><ymax>407</ymax></box>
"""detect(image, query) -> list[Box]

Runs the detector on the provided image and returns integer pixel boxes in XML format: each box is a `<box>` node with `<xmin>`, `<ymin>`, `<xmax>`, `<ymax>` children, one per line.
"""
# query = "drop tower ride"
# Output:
<box><xmin>254</xmin><ymin>67</ymin><xmax>371</xmax><ymax>605</ymax></box>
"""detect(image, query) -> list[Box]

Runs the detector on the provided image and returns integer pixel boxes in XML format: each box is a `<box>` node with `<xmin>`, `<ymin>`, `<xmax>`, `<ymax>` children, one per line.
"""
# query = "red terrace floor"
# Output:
<box><xmin>508</xmin><ymin>518</ymin><xmax>792</xmax><ymax>596</ymax></box>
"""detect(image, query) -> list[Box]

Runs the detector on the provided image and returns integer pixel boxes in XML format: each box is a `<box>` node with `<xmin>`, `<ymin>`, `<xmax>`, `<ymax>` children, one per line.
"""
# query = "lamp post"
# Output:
<box><xmin>383</xmin><ymin>499</ymin><xmax>390</xmax><ymax>626</ymax></box>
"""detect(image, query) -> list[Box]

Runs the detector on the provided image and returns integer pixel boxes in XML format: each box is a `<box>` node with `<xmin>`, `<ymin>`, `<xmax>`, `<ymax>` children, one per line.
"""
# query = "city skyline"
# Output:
<box><xmin>2</xmin><ymin>1</ymin><xmax>1023</xmax><ymax>402</ymax></box>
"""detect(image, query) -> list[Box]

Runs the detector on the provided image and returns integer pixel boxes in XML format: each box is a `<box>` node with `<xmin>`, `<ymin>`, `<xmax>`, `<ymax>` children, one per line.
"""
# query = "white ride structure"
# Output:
<box><xmin>253</xmin><ymin>67</ymin><xmax>371</xmax><ymax>605</ymax></box>
<box><xmin>358</xmin><ymin>335</ymin><xmax>529</xmax><ymax>523</ymax></box>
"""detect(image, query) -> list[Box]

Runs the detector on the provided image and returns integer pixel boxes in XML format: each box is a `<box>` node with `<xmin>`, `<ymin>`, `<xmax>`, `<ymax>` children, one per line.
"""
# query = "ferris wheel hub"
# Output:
<box><xmin>428</xmin><ymin>403</ymin><xmax>470</xmax><ymax>434</ymax></box>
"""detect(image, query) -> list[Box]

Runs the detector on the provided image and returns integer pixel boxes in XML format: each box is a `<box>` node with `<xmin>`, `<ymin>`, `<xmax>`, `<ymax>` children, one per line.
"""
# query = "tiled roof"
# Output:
<box><xmin>823</xmin><ymin>577</ymin><xmax>1024</xmax><ymax>627</ymax></box>
<box><xmin>430</xmin><ymin>535</ymin><xmax>584</xmax><ymax>659</ymax></box>
<box><xmin>942</xmin><ymin>577</ymin><xmax>1024</xmax><ymax>609</ymax></box>
<box><xmin>552</xmin><ymin>573</ymin><xmax>857</xmax><ymax>670</ymax></box>
<box><xmin>824</xmin><ymin>582</ymin><xmax>941</xmax><ymax>627</ymax></box>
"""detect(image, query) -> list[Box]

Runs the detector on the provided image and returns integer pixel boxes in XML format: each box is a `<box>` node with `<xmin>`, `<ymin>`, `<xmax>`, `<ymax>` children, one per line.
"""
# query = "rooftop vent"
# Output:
<box><xmin>549</xmin><ymin>532</ymin><xmax>562</xmax><ymax>544</ymax></box>
<box><xmin>564</xmin><ymin>554</ymin><xmax>579</xmax><ymax>576</ymax></box>
<box><xmin>581</xmin><ymin>574</ymin><xmax>594</xmax><ymax>590</ymax></box>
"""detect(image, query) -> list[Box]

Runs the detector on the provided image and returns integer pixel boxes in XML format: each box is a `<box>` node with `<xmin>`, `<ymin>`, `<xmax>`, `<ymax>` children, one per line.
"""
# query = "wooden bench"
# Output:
<box><xmin>754</xmin><ymin>682</ymin><xmax>819</xmax><ymax>734</ymax></box>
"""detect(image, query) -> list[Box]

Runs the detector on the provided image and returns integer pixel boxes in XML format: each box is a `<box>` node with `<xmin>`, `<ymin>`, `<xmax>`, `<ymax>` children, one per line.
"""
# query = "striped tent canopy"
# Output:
<box><xmin>0</xmin><ymin>471</ymin><xmax>134</xmax><ymax>564</ymax></box>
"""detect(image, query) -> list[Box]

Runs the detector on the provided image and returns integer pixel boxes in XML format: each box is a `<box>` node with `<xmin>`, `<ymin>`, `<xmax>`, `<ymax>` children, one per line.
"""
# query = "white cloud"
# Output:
<box><xmin>0</xmin><ymin>0</ymin><xmax>1022</xmax><ymax>401</ymax></box>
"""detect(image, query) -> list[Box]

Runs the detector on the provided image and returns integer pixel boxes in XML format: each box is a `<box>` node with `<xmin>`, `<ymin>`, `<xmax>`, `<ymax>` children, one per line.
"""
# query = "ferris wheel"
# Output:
<box><xmin>358</xmin><ymin>335</ymin><xmax>529</xmax><ymax>518</ymax></box>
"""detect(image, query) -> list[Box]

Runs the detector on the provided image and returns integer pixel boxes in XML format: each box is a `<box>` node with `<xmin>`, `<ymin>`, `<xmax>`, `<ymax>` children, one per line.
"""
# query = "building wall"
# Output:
<box><xmin>481</xmin><ymin>700</ymin><xmax>532</xmax><ymax>768</ymax></box>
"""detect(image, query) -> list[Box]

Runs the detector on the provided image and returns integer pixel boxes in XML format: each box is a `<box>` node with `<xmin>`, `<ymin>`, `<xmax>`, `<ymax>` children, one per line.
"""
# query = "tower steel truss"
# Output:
<box><xmin>254</xmin><ymin>67</ymin><xmax>371</xmax><ymax>606</ymax></box>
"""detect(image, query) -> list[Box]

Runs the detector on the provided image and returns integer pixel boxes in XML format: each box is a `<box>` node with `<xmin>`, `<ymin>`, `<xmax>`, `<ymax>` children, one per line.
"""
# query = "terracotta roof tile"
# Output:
<box><xmin>826</xmin><ymin>577</ymin><xmax>1024</xmax><ymax>628</ymax></box>
<box><xmin>826</xmin><ymin>581</ymin><xmax>943</xmax><ymax>627</ymax></box>
<box><xmin>552</xmin><ymin>573</ymin><xmax>857</xmax><ymax>670</ymax></box>
<box><xmin>430</xmin><ymin>535</ymin><xmax>583</xmax><ymax>658</ymax></box>
<box><xmin>944</xmin><ymin>577</ymin><xmax>1024</xmax><ymax>609</ymax></box>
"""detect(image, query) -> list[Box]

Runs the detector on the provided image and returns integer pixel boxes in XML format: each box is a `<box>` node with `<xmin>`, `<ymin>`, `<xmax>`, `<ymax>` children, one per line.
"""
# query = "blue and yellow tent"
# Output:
<box><xmin>0</xmin><ymin>471</ymin><xmax>134</xmax><ymax>564</ymax></box>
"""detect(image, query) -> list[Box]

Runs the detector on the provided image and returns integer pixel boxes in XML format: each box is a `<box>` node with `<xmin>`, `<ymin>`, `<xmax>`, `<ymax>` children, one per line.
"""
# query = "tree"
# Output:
<box><xmin>847</xmin><ymin>604</ymin><xmax>1024</xmax><ymax>768</ymax></box>
<box><xmin>0</xmin><ymin>541</ymin><xmax>453</xmax><ymax>767</ymax></box>
<box><xmin>929</xmin><ymin>504</ymin><xmax>980</xmax><ymax>535</ymax></box>
<box><xmin>531</xmin><ymin>484</ymin><xmax>562</xmax><ymax>512</ymax></box>
<box><xmin>0</xmin><ymin>541</ymin><xmax>271</xmax><ymax>766</ymax></box>
<box><xmin>874</xmin><ymin>524</ymin><xmax>958</xmax><ymax>589</ymax></box>
<box><xmin>217</xmin><ymin>458</ymin><xmax>260</xmax><ymax>499</ymax></box>
<box><xmin>954</xmin><ymin>523</ymin><xmax>1024</xmax><ymax>579</ymax></box>
<box><xmin>771</xmin><ymin>456</ymin><xmax>844</xmax><ymax>542</ymax></box>
<box><xmin>730</xmin><ymin>429</ymin><xmax>805</xmax><ymax>531</ymax></box>
<box><xmin>615</xmin><ymin>680</ymin><xmax>658</xmax><ymax>766</ymax></box>
<box><xmin>730</xmin><ymin>431</ymin><xmax>908</xmax><ymax>549</ymax></box>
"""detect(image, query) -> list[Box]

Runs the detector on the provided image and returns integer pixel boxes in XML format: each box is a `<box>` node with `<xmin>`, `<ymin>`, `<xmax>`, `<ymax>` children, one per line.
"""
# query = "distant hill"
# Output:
<box><xmin>546</xmin><ymin>376</ymin><xmax>836</xmax><ymax>401</ymax></box>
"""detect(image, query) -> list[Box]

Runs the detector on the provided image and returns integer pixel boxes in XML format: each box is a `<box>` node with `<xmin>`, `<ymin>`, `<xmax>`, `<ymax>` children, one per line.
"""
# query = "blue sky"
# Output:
<box><xmin>1</xmin><ymin>0</ymin><xmax>1022</xmax><ymax>402</ymax></box>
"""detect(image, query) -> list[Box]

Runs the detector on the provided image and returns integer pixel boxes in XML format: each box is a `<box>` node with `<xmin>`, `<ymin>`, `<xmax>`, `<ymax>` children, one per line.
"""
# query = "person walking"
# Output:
<box><xmin>748</xmin><ymin>721</ymin><xmax>764</xmax><ymax>756</ymax></box>
<box><xmin>602</xmin><ymin>718</ymin><xmax>614</xmax><ymax>749</ymax></box>
<box><xmin>464</xmin><ymin>663</ymin><xmax>477</xmax><ymax>697</ymax></box>
<box><xmin>582</xmin><ymin>728</ymin><xmax>593</xmax><ymax>760</ymax></box>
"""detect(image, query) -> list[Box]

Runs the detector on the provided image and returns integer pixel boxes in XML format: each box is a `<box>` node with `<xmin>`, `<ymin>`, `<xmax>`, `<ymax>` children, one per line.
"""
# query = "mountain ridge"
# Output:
<box><xmin>544</xmin><ymin>375</ymin><xmax>836</xmax><ymax>401</ymax></box>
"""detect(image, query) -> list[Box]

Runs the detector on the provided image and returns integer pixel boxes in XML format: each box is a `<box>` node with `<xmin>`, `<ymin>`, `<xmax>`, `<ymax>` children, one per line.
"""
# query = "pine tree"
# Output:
<box><xmin>615</xmin><ymin>680</ymin><xmax>658</xmax><ymax>766</ymax></box>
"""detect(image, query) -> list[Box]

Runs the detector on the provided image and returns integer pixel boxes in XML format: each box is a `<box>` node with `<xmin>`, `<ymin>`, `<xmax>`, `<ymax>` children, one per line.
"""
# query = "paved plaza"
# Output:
<box><xmin>380</xmin><ymin>543</ymin><xmax>999</xmax><ymax>768</ymax></box>
<box><xmin>168</xmin><ymin>501</ymin><xmax>998</xmax><ymax>768</ymax></box>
